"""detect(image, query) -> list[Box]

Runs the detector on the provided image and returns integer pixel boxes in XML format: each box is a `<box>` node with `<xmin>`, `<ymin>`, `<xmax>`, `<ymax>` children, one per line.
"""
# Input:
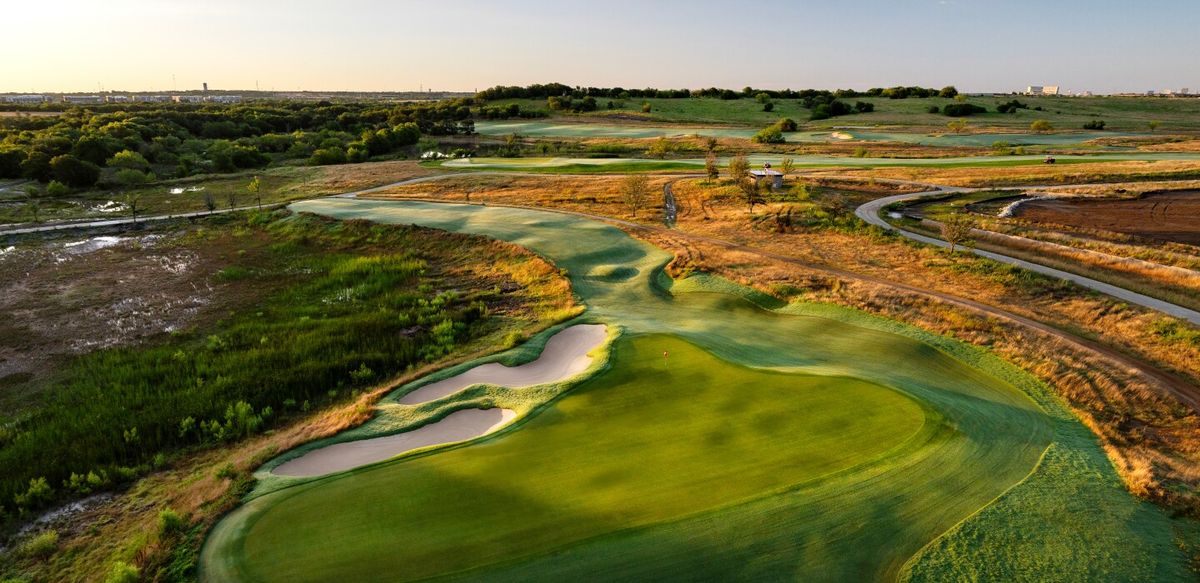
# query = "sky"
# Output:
<box><xmin>3</xmin><ymin>0</ymin><xmax>1197</xmax><ymax>94</ymax></box>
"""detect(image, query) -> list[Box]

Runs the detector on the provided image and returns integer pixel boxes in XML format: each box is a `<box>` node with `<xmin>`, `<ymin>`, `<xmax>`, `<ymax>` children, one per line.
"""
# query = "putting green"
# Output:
<box><xmin>214</xmin><ymin>336</ymin><xmax>926</xmax><ymax>582</ymax></box>
<box><xmin>201</xmin><ymin>199</ymin><xmax>1190</xmax><ymax>582</ymax></box>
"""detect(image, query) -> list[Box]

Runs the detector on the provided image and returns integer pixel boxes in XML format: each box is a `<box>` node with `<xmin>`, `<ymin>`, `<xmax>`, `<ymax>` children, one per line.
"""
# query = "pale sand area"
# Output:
<box><xmin>274</xmin><ymin>408</ymin><xmax>517</xmax><ymax>477</ymax></box>
<box><xmin>399</xmin><ymin>324</ymin><xmax>608</xmax><ymax>405</ymax></box>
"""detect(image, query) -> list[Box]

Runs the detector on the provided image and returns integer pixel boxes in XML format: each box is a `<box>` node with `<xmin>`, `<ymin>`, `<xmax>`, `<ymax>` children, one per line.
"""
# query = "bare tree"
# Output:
<box><xmin>947</xmin><ymin>120</ymin><xmax>969</xmax><ymax>134</ymax></box>
<box><xmin>704</xmin><ymin>152</ymin><xmax>719</xmax><ymax>180</ymax></box>
<box><xmin>704</xmin><ymin>136</ymin><xmax>718</xmax><ymax>152</ymax></box>
<box><xmin>940</xmin><ymin>213</ymin><xmax>975</xmax><ymax>253</ymax></box>
<box><xmin>203</xmin><ymin>191</ymin><xmax>217</xmax><ymax>212</ymax></box>
<box><xmin>738</xmin><ymin>176</ymin><xmax>765</xmax><ymax>214</ymax></box>
<box><xmin>621</xmin><ymin>174</ymin><xmax>650</xmax><ymax>218</ymax></box>
<box><xmin>125</xmin><ymin>192</ymin><xmax>143</xmax><ymax>225</ymax></box>
<box><xmin>22</xmin><ymin>190</ymin><xmax>41</xmax><ymax>224</ymax></box>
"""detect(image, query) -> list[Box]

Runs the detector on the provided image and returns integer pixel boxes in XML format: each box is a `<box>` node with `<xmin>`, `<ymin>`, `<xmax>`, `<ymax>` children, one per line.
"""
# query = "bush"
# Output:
<box><xmin>1083</xmin><ymin>120</ymin><xmax>1106</xmax><ymax>130</ymax></box>
<box><xmin>158</xmin><ymin>507</ymin><xmax>188</xmax><ymax>536</ymax></box>
<box><xmin>777</xmin><ymin>118</ymin><xmax>798</xmax><ymax>132</ymax></box>
<box><xmin>19</xmin><ymin>530</ymin><xmax>58</xmax><ymax>560</ymax></box>
<box><xmin>942</xmin><ymin>103</ymin><xmax>987</xmax><ymax>117</ymax></box>
<box><xmin>751</xmin><ymin>126</ymin><xmax>785</xmax><ymax>144</ymax></box>
<box><xmin>309</xmin><ymin>147</ymin><xmax>347</xmax><ymax>166</ymax></box>
<box><xmin>854</xmin><ymin>101</ymin><xmax>874</xmax><ymax>113</ymax></box>
<box><xmin>762</xmin><ymin>102</ymin><xmax>774</xmax><ymax>112</ymax></box>
<box><xmin>104</xmin><ymin>561</ymin><xmax>139</xmax><ymax>583</ymax></box>
<box><xmin>996</xmin><ymin>99</ymin><xmax>1029</xmax><ymax>114</ymax></box>
<box><xmin>1030</xmin><ymin>120</ymin><xmax>1054</xmax><ymax>133</ymax></box>
<box><xmin>50</xmin><ymin>154</ymin><xmax>101</xmax><ymax>187</ymax></box>
<box><xmin>46</xmin><ymin>180</ymin><xmax>70</xmax><ymax>197</ymax></box>
<box><xmin>927</xmin><ymin>105</ymin><xmax>940</xmax><ymax>114</ymax></box>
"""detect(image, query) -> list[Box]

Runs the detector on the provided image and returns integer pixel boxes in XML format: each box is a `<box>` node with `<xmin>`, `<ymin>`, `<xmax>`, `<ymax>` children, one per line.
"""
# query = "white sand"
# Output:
<box><xmin>273</xmin><ymin>408</ymin><xmax>517</xmax><ymax>477</ymax></box>
<box><xmin>399</xmin><ymin>324</ymin><xmax>607</xmax><ymax>405</ymax></box>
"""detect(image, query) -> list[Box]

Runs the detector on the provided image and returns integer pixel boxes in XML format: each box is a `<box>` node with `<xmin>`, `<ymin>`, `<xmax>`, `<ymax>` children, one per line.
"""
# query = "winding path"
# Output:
<box><xmin>854</xmin><ymin>187</ymin><xmax>1200</xmax><ymax>326</ymax></box>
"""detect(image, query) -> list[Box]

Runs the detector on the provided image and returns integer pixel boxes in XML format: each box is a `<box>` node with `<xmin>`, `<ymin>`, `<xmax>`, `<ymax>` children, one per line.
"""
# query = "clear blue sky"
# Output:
<box><xmin>3</xmin><ymin>0</ymin><xmax>1196</xmax><ymax>94</ymax></box>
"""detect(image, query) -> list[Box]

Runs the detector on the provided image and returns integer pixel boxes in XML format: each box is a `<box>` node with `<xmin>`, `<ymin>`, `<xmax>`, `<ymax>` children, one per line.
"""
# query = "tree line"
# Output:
<box><xmin>0</xmin><ymin>100</ymin><xmax>476</xmax><ymax>192</ymax></box>
<box><xmin>476</xmin><ymin>83</ymin><xmax>959</xmax><ymax>102</ymax></box>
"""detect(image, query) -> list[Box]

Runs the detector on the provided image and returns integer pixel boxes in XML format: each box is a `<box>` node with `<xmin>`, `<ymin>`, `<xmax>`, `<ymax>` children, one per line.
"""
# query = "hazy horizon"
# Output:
<box><xmin>4</xmin><ymin>0</ymin><xmax>1197</xmax><ymax>95</ymax></box>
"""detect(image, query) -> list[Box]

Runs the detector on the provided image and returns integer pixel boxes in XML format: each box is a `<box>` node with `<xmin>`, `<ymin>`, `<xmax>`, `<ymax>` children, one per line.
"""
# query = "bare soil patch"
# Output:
<box><xmin>1014</xmin><ymin>190</ymin><xmax>1200</xmax><ymax>245</ymax></box>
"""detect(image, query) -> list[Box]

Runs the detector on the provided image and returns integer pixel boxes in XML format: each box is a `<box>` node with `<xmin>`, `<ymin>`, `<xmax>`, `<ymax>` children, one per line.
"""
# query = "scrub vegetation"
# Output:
<box><xmin>0</xmin><ymin>210</ymin><xmax>576</xmax><ymax>581</ymax></box>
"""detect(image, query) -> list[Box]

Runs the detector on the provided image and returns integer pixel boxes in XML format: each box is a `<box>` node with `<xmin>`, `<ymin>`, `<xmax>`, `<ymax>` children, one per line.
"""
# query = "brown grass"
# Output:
<box><xmin>854</xmin><ymin>159</ymin><xmax>1200</xmax><ymax>187</ymax></box>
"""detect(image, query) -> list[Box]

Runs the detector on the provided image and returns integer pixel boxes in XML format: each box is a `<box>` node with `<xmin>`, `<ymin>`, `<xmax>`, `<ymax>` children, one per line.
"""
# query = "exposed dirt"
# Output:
<box><xmin>1013</xmin><ymin>190</ymin><xmax>1200</xmax><ymax>245</ymax></box>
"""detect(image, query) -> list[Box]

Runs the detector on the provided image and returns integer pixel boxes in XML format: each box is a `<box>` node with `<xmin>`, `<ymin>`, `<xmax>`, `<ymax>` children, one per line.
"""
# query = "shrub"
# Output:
<box><xmin>1083</xmin><ymin>120</ymin><xmax>1106</xmax><ymax>130</ymax></box>
<box><xmin>19</xmin><ymin>530</ymin><xmax>58</xmax><ymax>560</ymax></box>
<box><xmin>158</xmin><ymin>507</ymin><xmax>188</xmax><ymax>536</ymax></box>
<box><xmin>751</xmin><ymin>126</ymin><xmax>785</xmax><ymax>144</ymax></box>
<box><xmin>641</xmin><ymin>102</ymin><xmax>652</xmax><ymax>113</ymax></box>
<box><xmin>46</xmin><ymin>180</ymin><xmax>70</xmax><ymax>197</ymax></box>
<box><xmin>927</xmin><ymin>105</ymin><xmax>941</xmax><ymax>114</ymax></box>
<box><xmin>777</xmin><ymin>118</ymin><xmax>798</xmax><ymax>132</ymax></box>
<box><xmin>943</xmin><ymin>103</ymin><xmax>987</xmax><ymax>117</ymax></box>
<box><xmin>762</xmin><ymin>102</ymin><xmax>774</xmax><ymax>112</ymax></box>
<box><xmin>854</xmin><ymin>101</ymin><xmax>874</xmax><ymax>113</ymax></box>
<box><xmin>308</xmin><ymin>147</ymin><xmax>347</xmax><ymax>166</ymax></box>
<box><xmin>1030</xmin><ymin>120</ymin><xmax>1054</xmax><ymax>133</ymax></box>
<box><xmin>50</xmin><ymin>154</ymin><xmax>101</xmax><ymax>187</ymax></box>
<box><xmin>104</xmin><ymin>561</ymin><xmax>139</xmax><ymax>583</ymax></box>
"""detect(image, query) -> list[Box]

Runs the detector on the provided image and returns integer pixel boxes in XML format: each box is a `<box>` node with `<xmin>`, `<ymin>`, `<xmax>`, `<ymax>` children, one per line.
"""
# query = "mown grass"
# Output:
<box><xmin>201</xmin><ymin>198</ymin><xmax>1193</xmax><ymax>581</ymax></box>
<box><xmin>0</xmin><ymin>211</ymin><xmax>522</xmax><ymax>520</ymax></box>
<box><xmin>208</xmin><ymin>335</ymin><xmax>925</xmax><ymax>582</ymax></box>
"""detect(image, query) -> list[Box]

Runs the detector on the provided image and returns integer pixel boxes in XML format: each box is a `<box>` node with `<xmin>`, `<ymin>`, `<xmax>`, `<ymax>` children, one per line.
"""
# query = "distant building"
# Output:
<box><xmin>134</xmin><ymin>95</ymin><xmax>171</xmax><ymax>103</ymax></box>
<box><xmin>172</xmin><ymin>95</ymin><xmax>206</xmax><ymax>103</ymax></box>
<box><xmin>1182</xmin><ymin>88</ymin><xmax>1191</xmax><ymax>95</ymax></box>
<box><xmin>749</xmin><ymin>165</ymin><xmax>784</xmax><ymax>189</ymax></box>
<box><xmin>207</xmin><ymin>95</ymin><xmax>243</xmax><ymax>104</ymax></box>
<box><xmin>105</xmin><ymin>95</ymin><xmax>130</xmax><ymax>103</ymax></box>
<box><xmin>1024</xmin><ymin>85</ymin><xmax>1060</xmax><ymax>96</ymax></box>
<box><xmin>5</xmin><ymin>94</ymin><xmax>47</xmax><ymax>104</ymax></box>
<box><xmin>62</xmin><ymin>95</ymin><xmax>103</xmax><ymax>104</ymax></box>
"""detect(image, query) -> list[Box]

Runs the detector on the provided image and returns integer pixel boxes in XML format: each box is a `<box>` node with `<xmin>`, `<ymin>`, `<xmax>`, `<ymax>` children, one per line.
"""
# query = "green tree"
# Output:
<box><xmin>947</xmin><ymin>119</ymin><xmax>969</xmax><ymax>134</ymax></box>
<box><xmin>49</xmin><ymin>154</ymin><xmax>101</xmax><ymax>188</ymax></box>
<box><xmin>1148</xmin><ymin>120</ymin><xmax>1161</xmax><ymax>132</ymax></box>
<box><xmin>107</xmin><ymin>150</ymin><xmax>150</xmax><ymax>171</ymax></box>
<box><xmin>939</xmin><ymin>86</ymin><xmax>959</xmax><ymax>99</ymax></box>
<box><xmin>248</xmin><ymin>175</ymin><xmax>262</xmax><ymax>210</ymax></box>
<box><xmin>727</xmin><ymin>154</ymin><xmax>749</xmax><ymax>181</ymax></box>
<box><xmin>646</xmin><ymin>137</ymin><xmax>673</xmax><ymax>159</ymax></box>
<box><xmin>781</xmin><ymin>157</ymin><xmax>795</xmax><ymax>175</ymax></box>
<box><xmin>752</xmin><ymin>126</ymin><xmax>785</xmax><ymax>144</ymax></box>
<box><xmin>620</xmin><ymin>174</ymin><xmax>651</xmax><ymax>218</ymax></box>
<box><xmin>940</xmin><ymin>214</ymin><xmax>975</xmax><ymax>253</ymax></box>
<box><xmin>1030</xmin><ymin>120</ymin><xmax>1053</xmax><ymax>133</ymax></box>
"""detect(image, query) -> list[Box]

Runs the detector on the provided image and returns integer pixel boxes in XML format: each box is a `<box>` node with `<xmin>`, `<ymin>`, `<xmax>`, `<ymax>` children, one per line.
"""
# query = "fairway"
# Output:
<box><xmin>475</xmin><ymin>120</ymin><xmax>1148</xmax><ymax>147</ymax></box>
<box><xmin>210</xmin><ymin>335</ymin><xmax>926</xmax><ymax>582</ymax></box>
<box><xmin>201</xmin><ymin>199</ymin><xmax>1190</xmax><ymax>582</ymax></box>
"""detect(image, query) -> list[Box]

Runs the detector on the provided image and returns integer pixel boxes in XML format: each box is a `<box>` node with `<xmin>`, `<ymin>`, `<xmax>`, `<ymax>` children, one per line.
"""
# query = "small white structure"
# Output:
<box><xmin>1024</xmin><ymin>86</ymin><xmax>1060</xmax><ymax>96</ymax></box>
<box><xmin>105</xmin><ymin>95</ymin><xmax>130</xmax><ymax>103</ymax></box>
<box><xmin>749</xmin><ymin>163</ymin><xmax>784</xmax><ymax>189</ymax></box>
<box><xmin>172</xmin><ymin>95</ymin><xmax>206</xmax><ymax>103</ymax></box>
<box><xmin>207</xmin><ymin>95</ymin><xmax>243</xmax><ymax>104</ymax></box>
<box><xmin>134</xmin><ymin>95</ymin><xmax>171</xmax><ymax>103</ymax></box>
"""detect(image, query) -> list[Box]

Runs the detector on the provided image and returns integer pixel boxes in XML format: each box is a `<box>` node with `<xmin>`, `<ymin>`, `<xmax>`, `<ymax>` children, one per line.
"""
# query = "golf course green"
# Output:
<box><xmin>200</xmin><ymin>200</ymin><xmax>1190</xmax><ymax>582</ymax></box>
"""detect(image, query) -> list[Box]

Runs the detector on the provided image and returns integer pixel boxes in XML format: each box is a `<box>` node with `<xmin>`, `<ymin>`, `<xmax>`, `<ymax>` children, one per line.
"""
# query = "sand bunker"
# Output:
<box><xmin>399</xmin><ymin>324</ymin><xmax>607</xmax><ymax>405</ymax></box>
<box><xmin>274</xmin><ymin>408</ymin><xmax>517</xmax><ymax>477</ymax></box>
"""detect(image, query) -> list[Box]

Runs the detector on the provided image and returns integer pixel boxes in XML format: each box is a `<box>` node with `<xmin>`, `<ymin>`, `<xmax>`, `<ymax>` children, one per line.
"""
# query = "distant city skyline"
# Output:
<box><xmin>3</xmin><ymin>0</ymin><xmax>1196</xmax><ymax>95</ymax></box>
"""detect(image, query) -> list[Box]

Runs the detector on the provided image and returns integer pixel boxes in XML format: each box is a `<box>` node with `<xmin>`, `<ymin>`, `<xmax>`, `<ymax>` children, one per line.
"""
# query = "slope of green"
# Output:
<box><xmin>201</xmin><ymin>199</ymin><xmax>1192</xmax><ymax>582</ymax></box>
<box><xmin>210</xmin><ymin>335</ymin><xmax>927</xmax><ymax>582</ymax></box>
